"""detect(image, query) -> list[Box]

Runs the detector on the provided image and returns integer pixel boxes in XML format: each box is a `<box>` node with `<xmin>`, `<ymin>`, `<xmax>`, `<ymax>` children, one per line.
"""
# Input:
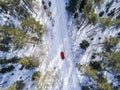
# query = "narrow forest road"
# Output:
<box><xmin>47</xmin><ymin>0</ymin><xmax>81</xmax><ymax>90</ymax></box>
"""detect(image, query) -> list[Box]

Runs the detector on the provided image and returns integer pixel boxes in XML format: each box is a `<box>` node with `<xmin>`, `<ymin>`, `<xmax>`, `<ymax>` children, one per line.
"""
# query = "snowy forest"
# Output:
<box><xmin>0</xmin><ymin>0</ymin><xmax>120</xmax><ymax>90</ymax></box>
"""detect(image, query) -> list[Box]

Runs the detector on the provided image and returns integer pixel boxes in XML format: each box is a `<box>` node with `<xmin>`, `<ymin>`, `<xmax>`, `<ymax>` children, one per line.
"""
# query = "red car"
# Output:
<box><xmin>60</xmin><ymin>52</ymin><xmax>65</xmax><ymax>59</ymax></box>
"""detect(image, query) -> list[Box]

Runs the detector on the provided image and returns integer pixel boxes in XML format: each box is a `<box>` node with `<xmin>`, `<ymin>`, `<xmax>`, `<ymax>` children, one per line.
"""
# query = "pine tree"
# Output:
<box><xmin>98</xmin><ymin>77</ymin><xmax>112</xmax><ymax>90</ymax></box>
<box><xmin>106</xmin><ymin>52</ymin><xmax>120</xmax><ymax>72</ymax></box>
<box><xmin>104</xmin><ymin>36</ymin><xmax>119</xmax><ymax>52</ymax></box>
<box><xmin>19</xmin><ymin>56</ymin><xmax>39</xmax><ymax>69</ymax></box>
<box><xmin>112</xmin><ymin>19</ymin><xmax>120</xmax><ymax>28</ymax></box>
<box><xmin>1</xmin><ymin>26</ymin><xmax>28</xmax><ymax>48</ymax></box>
<box><xmin>21</xmin><ymin>18</ymin><xmax>43</xmax><ymax>38</ymax></box>
<box><xmin>7</xmin><ymin>80</ymin><xmax>25</xmax><ymax>90</ymax></box>
<box><xmin>88</xmin><ymin>11</ymin><xmax>98</xmax><ymax>25</ymax></box>
<box><xmin>32</xmin><ymin>71</ymin><xmax>41</xmax><ymax>81</ymax></box>
<box><xmin>84</xmin><ymin>66</ymin><xmax>97</xmax><ymax>80</ymax></box>
<box><xmin>94</xmin><ymin>0</ymin><xmax>104</xmax><ymax>8</ymax></box>
<box><xmin>100</xmin><ymin>18</ymin><xmax>112</xmax><ymax>28</ymax></box>
<box><xmin>80</xmin><ymin>40</ymin><xmax>89</xmax><ymax>50</ymax></box>
<box><xmin>82</xmin><ymin>0</ymin><xmax>93</xmax><ymax>16</ymax></box>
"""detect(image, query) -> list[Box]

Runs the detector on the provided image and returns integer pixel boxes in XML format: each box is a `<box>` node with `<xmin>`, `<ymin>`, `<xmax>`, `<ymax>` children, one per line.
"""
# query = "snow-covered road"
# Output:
<box><xmin>47</xmin><ymin>0</ymin><xmax>81</xmax><ymax>90</ymax></box>
<box><xmin>35</xmin><ymin>0</ymin><xmax>81</xmax><ymax>89</ymax></box>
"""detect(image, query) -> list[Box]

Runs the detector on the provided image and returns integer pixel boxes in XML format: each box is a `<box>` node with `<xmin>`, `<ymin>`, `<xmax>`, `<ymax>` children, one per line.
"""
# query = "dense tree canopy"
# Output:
<box><xmin>0</xmin><ymin>26</ymin><xmax>28</xmax><ymax>49</ymax></box>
